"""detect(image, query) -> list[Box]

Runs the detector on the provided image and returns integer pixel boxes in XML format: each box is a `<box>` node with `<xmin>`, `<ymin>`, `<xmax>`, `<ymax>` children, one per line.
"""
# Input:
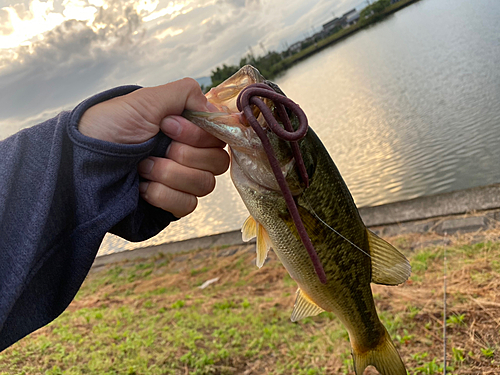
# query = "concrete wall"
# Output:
<box><xmin>92</xmin><ymin>183</ymin><xmax>500</xmax><ymax>268</ymax></box>
<box><xmin>359</xmin><ymin>183</ymin><xmax>500</xmax><ymax>226</ymax></box>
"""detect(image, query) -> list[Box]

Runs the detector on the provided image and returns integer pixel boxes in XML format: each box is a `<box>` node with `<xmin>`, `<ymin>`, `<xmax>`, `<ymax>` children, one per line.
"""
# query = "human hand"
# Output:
<box><xmin>137</xmin><ymin>115</ymin><xmax>229</xmax><ymax>217</ymax></box>
<box><xmin>78</xmin><ymin>78</ymin><xmax>230</xmax><ymax>218</ymax></box>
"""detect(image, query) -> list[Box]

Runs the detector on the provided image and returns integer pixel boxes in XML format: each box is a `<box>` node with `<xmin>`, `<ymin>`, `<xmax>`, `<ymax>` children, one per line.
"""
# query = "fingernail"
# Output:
<box><xmin>138</xmin><ymin>158</ymin><xmax>154</xmax><ymax>174</ymax></box>
<box><xmin>139</xmin><ymin>182</ymin><xmax>149</xmax><ymax>194</ymax></box>
<box><xmin>162</xmin><ymin>117</ymin><xmax>181</xmax><ymax>137</ymax></box>
<box><xmin>165</xmin><ymin>143</ymin><xmax>172</xmax><ymax>157</ymax></box>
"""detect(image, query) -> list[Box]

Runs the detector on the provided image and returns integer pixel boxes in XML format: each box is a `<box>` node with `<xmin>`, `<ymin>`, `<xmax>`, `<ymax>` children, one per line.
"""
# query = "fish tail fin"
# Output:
<box><xmin>352</xmin><ymin>327</ymin><xmax>406</xmax><ymax>375</ymax></box>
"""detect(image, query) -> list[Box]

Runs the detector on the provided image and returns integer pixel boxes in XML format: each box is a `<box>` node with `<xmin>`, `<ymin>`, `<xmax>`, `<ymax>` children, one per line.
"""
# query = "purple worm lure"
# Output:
<box><xmin>236</xmin><ymin>83</ymin><xmax>328</xmax><ymax>285</ymax></box>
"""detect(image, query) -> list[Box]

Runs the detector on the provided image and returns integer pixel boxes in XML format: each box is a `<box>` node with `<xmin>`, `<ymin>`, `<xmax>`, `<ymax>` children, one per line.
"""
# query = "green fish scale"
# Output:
<box><xmin>235</xmin><ymin>128</ymin><xmax>386</xmax><ymax>350</ymax></box>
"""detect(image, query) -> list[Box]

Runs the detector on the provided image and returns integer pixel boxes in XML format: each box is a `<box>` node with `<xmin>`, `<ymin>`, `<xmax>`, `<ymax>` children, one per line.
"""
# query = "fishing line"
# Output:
<box><xmin>238</xmin><ymin>83</ymin><xmax>375</xmax><ymax>277</ymax></box>
<box><xmin>297</xmin><ymin>181</ymin><xmax>372</xmax><ymax>260</ymax></box>
<box><xmin>237</xmin><ymin>82</ymin><xmax>373</xmax><ymax>264</ymax></box>
<box><xmin>443</xmin><ymin>234</ymin><xmax>448</xmax><ymax>375</ymax></box>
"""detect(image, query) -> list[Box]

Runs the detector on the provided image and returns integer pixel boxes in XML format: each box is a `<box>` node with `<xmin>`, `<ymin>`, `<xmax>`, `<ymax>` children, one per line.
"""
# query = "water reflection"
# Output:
<box><xmin>99</xmin><ymin>167</ymin><xmax>249</xmax><ymax>255</ymax></box>
<box><xmin>99</xmin><ymin>0</ymin><xmax>500</xmax><ymax>254</ymax></box>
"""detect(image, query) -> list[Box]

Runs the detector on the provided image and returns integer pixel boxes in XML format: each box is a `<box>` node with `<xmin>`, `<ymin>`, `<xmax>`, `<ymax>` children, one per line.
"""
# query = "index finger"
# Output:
<box><xmin>161</xmin><ymin>115</ymin><xmax>226</xmax><ymax>148</ymax></box>
<box><xmin>127</xmin><ymin>78</ymin><xmax>209</xmax><ymax>125</ymax></box>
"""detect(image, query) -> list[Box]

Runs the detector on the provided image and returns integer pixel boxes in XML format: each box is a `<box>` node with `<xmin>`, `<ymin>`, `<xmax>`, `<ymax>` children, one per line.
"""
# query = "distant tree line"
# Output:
<box><xmin>359</xmin><ymin>0</ymin><xmax>393</xmax><ymax>24</ymax></box>
<box><xmin>207</xmin><ymin>50</ymin><xmax>285</xmax><ymax>90</ymax></box>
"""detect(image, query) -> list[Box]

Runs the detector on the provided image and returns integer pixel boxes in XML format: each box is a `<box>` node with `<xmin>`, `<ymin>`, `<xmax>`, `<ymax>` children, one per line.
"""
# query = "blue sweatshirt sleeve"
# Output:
<box><xmin>0</xmin><ymin>85</ymin><xmax>178</xmax><ymax>351</ymax></box>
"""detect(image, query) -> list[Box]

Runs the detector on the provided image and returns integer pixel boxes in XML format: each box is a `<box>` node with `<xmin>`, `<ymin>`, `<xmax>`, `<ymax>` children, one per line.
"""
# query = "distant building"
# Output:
<box><xmin>342</xmin><ymin>9</ymin><xmax>358</xmax><ymax>19</ymax></box>
<box><xmin>321</xmin><ymin>9</ymin><xmax>360</xmax><ymax>34</ymax></box>
<box><xmin>287</xmin><ymin>6</ymin><xmax>361</xmax><ymax>57</ymax></box>
<box><xmin>322</xmin><ymin>17</ymin><xmax>342</xmax><ymax>34</ymax></box>
<box><xmin>342</xmin><ymin>8</ymin><xmax>360</xmax><ymax>27</ymax></box>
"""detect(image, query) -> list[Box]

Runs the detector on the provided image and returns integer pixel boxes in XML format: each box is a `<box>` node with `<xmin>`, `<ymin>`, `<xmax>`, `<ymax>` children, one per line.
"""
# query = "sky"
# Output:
<box><xmin>0</xmin><ymin>0</ymin><xmax>361</xmax><ymax>138</ymax></box>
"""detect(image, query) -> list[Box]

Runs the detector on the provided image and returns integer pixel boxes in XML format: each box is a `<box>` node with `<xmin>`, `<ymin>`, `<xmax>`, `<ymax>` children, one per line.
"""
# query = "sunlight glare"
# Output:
<box><xmin>142</xmin><ymin>0</ymin><xmax>191</xmax><ymax>23</ymax></box>
<box><xmin>62</xmin><ymin>0</ymin><xmax>97</xmax><ymax>21</ymax></box>
<box><xmin>0</xmin><ymin>0</ymin><xmax>64</xmax><ymax>49</ymax></box>
<box><xmin>135</xmin><ymin>0</ymin><xmax>160</xmax><ymax>15</ymax></box>
<box><xmin>155</xmin><ymin>26</ymin><xmax>184</xmax><ymax>40</ymax></box>
<box><xmin>88</xmin><ymin>0</ymin><xmax>105</xmax><ymax>7</ymax></box>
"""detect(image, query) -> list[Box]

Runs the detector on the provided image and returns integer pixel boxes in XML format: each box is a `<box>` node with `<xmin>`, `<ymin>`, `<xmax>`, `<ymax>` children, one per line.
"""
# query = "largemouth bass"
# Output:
<box><xmin>184</xmin><ymin>65</ymin><xmax>411</xmax><ymax>375</ymax></box>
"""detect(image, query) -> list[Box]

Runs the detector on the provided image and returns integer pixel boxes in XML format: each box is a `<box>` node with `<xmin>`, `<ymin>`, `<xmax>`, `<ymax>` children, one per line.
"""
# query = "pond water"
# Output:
<box><xmin>100</xmin><ymin>0</ymin><xmax>500</xmax><ymax>255</ymax></box>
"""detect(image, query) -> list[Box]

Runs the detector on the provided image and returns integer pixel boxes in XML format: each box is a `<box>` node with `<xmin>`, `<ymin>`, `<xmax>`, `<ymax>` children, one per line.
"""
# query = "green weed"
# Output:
<box><xmin>446</xmin><ymin>313</ymin><xmax>466</xmax><ymax>327</ymax></box>
<box><xmin>481</xmin><ymin>347</ymin><xmax>495</xmax><ymax>358</ymax></box>
<box><xmin>2</xmin><ymin>231</ymin><xmax>500</xmax><ymax>374</ymax></box>
<box><xmin>452</xmin><ymin>347</ymin><xmax>465</xmax><ymax>363</ymax></box>
<box><xmin>171</xmin><ymin>300</ymin><xmax>185</xmax><ymax>309</ymax></box>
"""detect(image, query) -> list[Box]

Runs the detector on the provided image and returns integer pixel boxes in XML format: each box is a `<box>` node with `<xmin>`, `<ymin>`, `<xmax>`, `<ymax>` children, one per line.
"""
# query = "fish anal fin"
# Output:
<box><xmin>368</xmin><ymin>230</ymin><xmax>411</xmax><ymax>285</ymax></box>
<box><xmin>256</xmin><ymin>223</ymin><xmax>272</xmax><ymax>268</ymax></box>
<box><xmin>241</xmin><ymin>216</ymin><xmax>257</xmax><ymax>242</ymax></box>
<box><xmin>290</xmin><ymin>288</ymin><xmax>324</xmax><ymax>322</ymax></box>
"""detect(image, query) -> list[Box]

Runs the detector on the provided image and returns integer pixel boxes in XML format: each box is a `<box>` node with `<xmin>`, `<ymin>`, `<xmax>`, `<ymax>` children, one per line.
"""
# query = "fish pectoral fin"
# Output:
<box><xmin>368</xmin><ymin>230</ymin><xmax>411</xmax><ymax>285</ymax></box>
<box><xmin>241</xmin><ymin>215</ymin><xmax>257</xmax><ymax>242</ymax></box>
<box><xmin>255</xmin><ymin>222</ymin><xmax>272</xmax><ymax>268</ymax></box>
<box><xmin>290</xmin><ymin>288</ymin><xmax>325</xmax><ymax>322</ymax></box>
<box><xmin>241</xmin><ymin>216</ymin><xmax>272</xmax><ymax>268</ymax></box>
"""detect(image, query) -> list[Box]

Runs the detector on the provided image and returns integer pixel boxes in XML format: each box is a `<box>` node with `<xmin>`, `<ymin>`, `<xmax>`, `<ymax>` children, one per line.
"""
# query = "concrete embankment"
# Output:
<box><xmin>92</xmin><ymin>183</ymin><xmax>500</xmax><ymax>270</ymax></box>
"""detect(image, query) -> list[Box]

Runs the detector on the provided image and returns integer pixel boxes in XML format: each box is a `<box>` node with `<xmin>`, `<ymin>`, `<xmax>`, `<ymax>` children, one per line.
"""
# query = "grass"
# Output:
<box><xmin>1</xmin><ymin>229</ymin><xmax>500</xmax><ymax>374</ymax></box>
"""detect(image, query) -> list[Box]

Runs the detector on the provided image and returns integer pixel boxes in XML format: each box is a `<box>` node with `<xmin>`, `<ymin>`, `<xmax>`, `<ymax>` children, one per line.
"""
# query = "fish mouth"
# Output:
<box><xmin>206</xmin><ymin>65</ymin><xmax>265</xmax><ymax>114</ymax></box>
<box><xmin>183</xmin><ymin>65</ymin><xmax>271</xmax><ymax>152</ymax></box>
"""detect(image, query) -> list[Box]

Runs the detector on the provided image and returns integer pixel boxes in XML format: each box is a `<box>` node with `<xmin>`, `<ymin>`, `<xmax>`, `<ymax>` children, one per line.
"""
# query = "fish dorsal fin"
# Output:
<box><xmin>256</xmin><ymin>222</ymin><xmax>272</xmax><ymax>268</ymax></box>
<box><xmin>368</xmin><ymin>230</ymin><xmax>411</xmax><ymax>285</ymax></box>
<box><xmin>241</xmin><ymin>215</ymin><xmax>257</xmax><ymax>242</ymax></box>
<box><xmin>291</xmin><ymin>288</ymin><xmax>325</xmax><ymax>322</ymax></box>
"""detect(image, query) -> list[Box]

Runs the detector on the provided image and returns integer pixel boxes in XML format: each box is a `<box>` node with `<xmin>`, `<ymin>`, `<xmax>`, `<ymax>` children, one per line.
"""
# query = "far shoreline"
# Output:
<box><xmin>275</xmin><ymin>0</ymin><xmax>423</xmax><ymax>74</ymax></box>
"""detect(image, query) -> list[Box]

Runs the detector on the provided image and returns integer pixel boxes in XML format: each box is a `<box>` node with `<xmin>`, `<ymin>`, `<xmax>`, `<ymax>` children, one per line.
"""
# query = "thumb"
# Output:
<box><xmin>127</xmin><ymin>78</ymin><xmax>209</xmax><ymax>125</ymax></box>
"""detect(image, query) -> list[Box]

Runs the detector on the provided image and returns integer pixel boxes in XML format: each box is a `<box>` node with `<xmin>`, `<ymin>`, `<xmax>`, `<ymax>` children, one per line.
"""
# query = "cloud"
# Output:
<box><xmin>12</xmin><ymin>3</ymin><xmax>35</xmax><ymax>21</ymax></box>
<box><xmin>0</xmin><ymin>9</ymin><xmax>14</xmax><ymax>36</ymax></box>
<box><xmin>0</xmin><ymin>0</ymin><xmax>360</xmax><ymax>139</ymax></box>
<box><xmin>216</xmin><ymin>0</ymin><xmax>259</xmax><ymax>8</ymax></box>
<box><xmin>0</xmin><ymin>0</ymin><xmax>67</xmax><ymax>48</ymax></box>
<box><xmin>0</xmin><ymin>0</ymin><xmax>146</xmax><ymax>127</ymax></box>
<box><xmin>142</xmin><ymin>0</ymin><xmax>185</xmax><ymax>22</ymax></box>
